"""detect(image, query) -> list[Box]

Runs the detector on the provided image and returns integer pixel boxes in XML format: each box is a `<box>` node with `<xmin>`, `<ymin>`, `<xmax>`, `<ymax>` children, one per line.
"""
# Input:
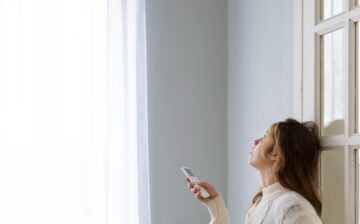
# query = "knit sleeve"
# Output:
<box><xmin>204</xmin><ymin>194</ymin><xmax>231</xmax><ymax>224</ymax></box>
<box><xmin>281</xmin><ymin>204</ymin><xmax>323</xmax><ymax>224</ymax></box>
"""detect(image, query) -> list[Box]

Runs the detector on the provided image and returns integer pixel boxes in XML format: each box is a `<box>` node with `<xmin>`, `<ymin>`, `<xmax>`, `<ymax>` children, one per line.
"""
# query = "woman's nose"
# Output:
<box><xmin>253</xmin><ymin>138</ymin><xmax>261</xmax><ymax>145</ymax></box>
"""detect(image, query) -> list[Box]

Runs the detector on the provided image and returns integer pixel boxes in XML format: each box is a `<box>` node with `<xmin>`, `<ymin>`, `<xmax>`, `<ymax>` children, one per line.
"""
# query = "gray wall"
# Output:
<box><xmin>146</xmin><ymin>0</ymin><xmax>227</xmax><ymax>223</ymax></box>
<box><xmin>227</xmin><ymin>0</ymin><xmax>294</xmax><ymax>223</ymax></box>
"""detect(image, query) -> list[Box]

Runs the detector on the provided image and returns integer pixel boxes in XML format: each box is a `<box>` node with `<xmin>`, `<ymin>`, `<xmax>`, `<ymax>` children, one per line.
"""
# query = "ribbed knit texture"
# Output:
<box><xmin>204</xmin><ymin>182</ymin><xmax>323</xmax><ymax>224</ymax></box>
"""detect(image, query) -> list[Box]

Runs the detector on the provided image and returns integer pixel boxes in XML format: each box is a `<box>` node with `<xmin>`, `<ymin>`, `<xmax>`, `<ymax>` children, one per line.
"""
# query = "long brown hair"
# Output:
<box><xmin>252</xmin><ymin>118</ymin><xmax>322</xmax><ymax>215</ymax></box>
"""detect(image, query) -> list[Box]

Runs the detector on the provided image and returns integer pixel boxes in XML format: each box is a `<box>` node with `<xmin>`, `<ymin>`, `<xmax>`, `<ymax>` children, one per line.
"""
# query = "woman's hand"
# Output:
<box><xmin>185</xmin><ymin>177</ymin><xmax>219</xmax><ymax>203</ymax></box>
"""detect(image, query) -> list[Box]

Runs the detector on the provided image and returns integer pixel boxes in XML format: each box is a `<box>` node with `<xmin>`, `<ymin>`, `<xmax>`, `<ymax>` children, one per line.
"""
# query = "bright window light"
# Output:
<box><xmin>0</xmin><ymin>0</ymin><xmax>150</xmax><ymax>223</ymax></box>
<box><xmin>0</xmin><ymin>0</ymin><xmax>108</xmax><ymax>223</ymax></box>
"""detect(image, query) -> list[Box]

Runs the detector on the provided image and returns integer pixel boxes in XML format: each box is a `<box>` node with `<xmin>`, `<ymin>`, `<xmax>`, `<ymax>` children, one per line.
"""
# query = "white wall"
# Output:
<box><xmin>227</xmin><ymin>0</ymin><xmax>294</xmax><ymax>223</ymax></box>
<box><xmin>146</xmin><ymin>0</ymin><xmax>227</xmax><ymax>223</ymax></box>
<box><xmin>146</xmin><ymin>0</ymin><xmax>294</xmax><ymax>223</ymax></box>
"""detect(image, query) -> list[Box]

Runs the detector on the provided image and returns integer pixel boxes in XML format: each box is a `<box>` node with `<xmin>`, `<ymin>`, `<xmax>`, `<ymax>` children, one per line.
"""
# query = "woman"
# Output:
<box><xmin>186</xmin><ymin>118</ymin><xmax>323</xmax><ymax>224</ymax></box>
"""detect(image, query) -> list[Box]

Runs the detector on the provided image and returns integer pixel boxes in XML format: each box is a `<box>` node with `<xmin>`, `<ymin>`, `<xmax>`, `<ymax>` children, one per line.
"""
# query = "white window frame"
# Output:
<box><xmin>294</xmin><ymin>0</ymin><xmax>360</xmax><ymax>223</ymax></box>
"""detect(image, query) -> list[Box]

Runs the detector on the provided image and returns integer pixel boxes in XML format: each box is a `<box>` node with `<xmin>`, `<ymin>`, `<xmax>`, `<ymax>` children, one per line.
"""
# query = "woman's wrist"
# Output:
<box><xmin>204</xmin><ymin>193</ymin><xmax>228</xmax><ymax>220</ymax></box>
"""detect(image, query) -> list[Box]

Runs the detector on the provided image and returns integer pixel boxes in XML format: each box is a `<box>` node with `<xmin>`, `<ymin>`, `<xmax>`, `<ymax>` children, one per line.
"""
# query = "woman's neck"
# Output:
<box><xmin>259</xmin><ymin>167</ymin><xmax>276</xmax><ymax>187</ymax></box>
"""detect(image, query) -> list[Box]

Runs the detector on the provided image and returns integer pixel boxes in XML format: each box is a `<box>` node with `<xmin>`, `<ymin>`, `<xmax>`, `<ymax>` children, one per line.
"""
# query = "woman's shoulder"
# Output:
<box><xmin>272</xmin><ymin>190</ymin><xmax>322</xmax><ymax>223</ymax></box>
<box><xmin>275</xmin><ymin>190</ymin><xmax>314</xmax><ymax>211</ymax></box>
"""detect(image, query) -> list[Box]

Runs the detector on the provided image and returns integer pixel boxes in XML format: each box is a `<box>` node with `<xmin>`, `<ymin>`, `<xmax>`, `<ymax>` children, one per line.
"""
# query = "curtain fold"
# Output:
<box><xmin>107</xmin><ymin>0</ymin><xmax>150</xmax><ymax>223</ymax></box>
<box><xmin>135</xmin><ymin>0</ymin><xmax>151</xmax><ymax>223</ymax></box>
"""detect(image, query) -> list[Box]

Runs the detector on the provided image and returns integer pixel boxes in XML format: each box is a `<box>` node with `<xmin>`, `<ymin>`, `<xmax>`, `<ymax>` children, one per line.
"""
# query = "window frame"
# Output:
<box><xmin>294</xmin><ymin>0</ymin><xmax>360</xmax><ymax>223</ymax></box>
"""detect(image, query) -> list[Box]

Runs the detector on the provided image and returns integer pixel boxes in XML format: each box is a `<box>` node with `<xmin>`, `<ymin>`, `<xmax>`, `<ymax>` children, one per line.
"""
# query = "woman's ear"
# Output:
<box><xmin>270</xmin><ymin>152</ymin><xmax>278</xmax><ymax>161</ymax></box>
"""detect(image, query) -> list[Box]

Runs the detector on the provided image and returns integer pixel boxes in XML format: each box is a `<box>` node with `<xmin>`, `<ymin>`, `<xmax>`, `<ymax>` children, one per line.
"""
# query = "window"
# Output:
<box><xmin>296</xmin><ymin>0</ymin><xmax>360</xmax><ymax>223</ymax></box>
<box><xmin>321</xmin><ymin>0</ymin><xmax>344</xmax><ymax>20</ymax></box>
<box><xmin>320</xmin><ymin>28</ymin><xmax>345</xmax><ymax>136</ymax></box>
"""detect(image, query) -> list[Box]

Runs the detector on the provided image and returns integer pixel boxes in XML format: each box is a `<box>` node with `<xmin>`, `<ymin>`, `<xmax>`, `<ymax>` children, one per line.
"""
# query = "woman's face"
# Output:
<box><xmin>248</xmin><ymin>126</ymin><xmax>276</xmax><ymax>170</ymax></box>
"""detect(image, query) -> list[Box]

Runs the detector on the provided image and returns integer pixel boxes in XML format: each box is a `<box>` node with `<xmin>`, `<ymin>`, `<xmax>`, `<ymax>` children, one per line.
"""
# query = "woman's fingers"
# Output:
<box><xmin>187</xmin><ymin>182</ymin><xmax>203</xmax><ymax>197</ymax></box>
<box><xmin>198</xmin><ymin>182</ymin><xmax>219</xmax><ymax>199</ymax></box>
<box><xmin>185</xmin><ymin>178</ymin><xmax>219</xmax><ymax>202</ymax></box>
<box><xmin>186</xmin><ymin>177</ymin><xmax>195</xmax><ymax>188</ymax></box>
<box><xmin>191</xmin><ymin>187</ymin><xmax>199</xmax><ymax>194</ymax></box>
<box><xmin>195</xmin><ymin>191</ymin><xmax>203</xmax><ymax>200</ymax></box>
<box><xmin>187</xmin><ymin>179</ymin><xmax>195</xmax><ymax>189</ymax></box>
<box><xmin>198</xmin><ymin>182</ymin><xmax>214</xmax><ymax>192</ymax></box>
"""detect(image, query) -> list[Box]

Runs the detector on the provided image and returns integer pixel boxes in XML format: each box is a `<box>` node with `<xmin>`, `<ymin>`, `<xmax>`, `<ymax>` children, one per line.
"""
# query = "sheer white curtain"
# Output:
<box><xmin>108</xmin><ymin>0</ymin><xmax>150</xmax><ymax>223</ymax></box>
<box><xmin>0</xmin><ymin>0</ymin><xmax>150</xmax><ymax>223</ymax></box>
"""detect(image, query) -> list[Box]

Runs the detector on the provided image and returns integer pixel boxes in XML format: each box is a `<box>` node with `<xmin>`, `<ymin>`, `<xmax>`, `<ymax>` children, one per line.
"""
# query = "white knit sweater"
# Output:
<box><xmin>204</xmin><ymin>182</ymin><xmax>323</xmax><ymax>224</ymax></box>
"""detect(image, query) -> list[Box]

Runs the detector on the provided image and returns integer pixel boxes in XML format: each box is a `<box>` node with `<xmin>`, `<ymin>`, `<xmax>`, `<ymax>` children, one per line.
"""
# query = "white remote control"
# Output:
<box><xmin>181</xmin><ymin>166</ymin><xmax>210</xmax><ymax>198</ymax></box>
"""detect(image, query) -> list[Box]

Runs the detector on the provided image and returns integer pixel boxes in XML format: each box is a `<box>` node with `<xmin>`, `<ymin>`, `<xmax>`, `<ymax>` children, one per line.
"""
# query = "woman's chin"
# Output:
<box><xmin>248</xmin><ymin>156</ymin><xmax>254</xmax><ymax>166</ymax></box>
<box><xmin>248</xmin><ymin>156</ymin><xmax>259</xmax><ymax>168</ymax></box>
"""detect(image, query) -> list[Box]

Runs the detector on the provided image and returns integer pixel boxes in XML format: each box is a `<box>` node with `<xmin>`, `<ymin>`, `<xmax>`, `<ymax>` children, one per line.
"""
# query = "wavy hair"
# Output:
<box><xmin>252</xmin><ymin>118</ymin><xmax>322</xmax><ymax>215</ymax></box>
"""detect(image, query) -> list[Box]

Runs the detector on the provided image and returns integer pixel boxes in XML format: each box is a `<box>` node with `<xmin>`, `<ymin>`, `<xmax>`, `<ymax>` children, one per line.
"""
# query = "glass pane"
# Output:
<box><xmin>321</xmin><ymin>0</ymin><xmax>344</xmax><ymax>20</ymax></box>
<box><xmin>321</xmin><ymin>149</ymin><xmax>345</xmax><ymax>224</ymax></box>
<box><xmin>321</xmin><ymin>29</ymin><xmax>345</xmax><ymax>136</ymax></box>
